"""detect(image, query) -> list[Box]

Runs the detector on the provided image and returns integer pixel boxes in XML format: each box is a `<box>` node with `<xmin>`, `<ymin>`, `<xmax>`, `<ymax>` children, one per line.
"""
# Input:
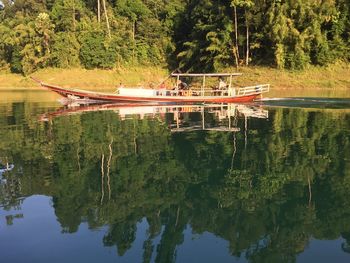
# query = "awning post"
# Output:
<box><xmin>202</xmin><ymin>76</ymin><xmax>206</xmax><ymax>96</ymax></box>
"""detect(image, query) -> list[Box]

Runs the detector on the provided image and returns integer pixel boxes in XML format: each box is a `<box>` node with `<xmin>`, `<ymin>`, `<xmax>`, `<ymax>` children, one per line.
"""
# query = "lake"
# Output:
<box><xmin>1</xmin><ymin>89</ymin><xmax>350</xmax><ymax>263</ymax></box>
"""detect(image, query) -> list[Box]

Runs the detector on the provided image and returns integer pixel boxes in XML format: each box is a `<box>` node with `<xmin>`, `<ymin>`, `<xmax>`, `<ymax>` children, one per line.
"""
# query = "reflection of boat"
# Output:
<box><xmin>169</xmin><ymin>104</ymin><xmax>268</xmax><ymax>133</ymax></box>
<box><xmin>31</xmin><ymin>73</ymin><xmax>269</xmax><ymax>104</ymax></box>
<box><xmin>39</xmin><ymin>103</ymin><xmax>268</xmax><ymax>133</ymax></box>
<box><xmin>0</xmin><ymin>163</ymin><xmax>14</xmax><ymax>174</ymax></box>
<box><xmin>236</xmin><ymin>104</ymin><xmax>270</xmax><ymax>119</ymax></box>
<box><xmin>39</xmin><ymin>103</ymin><xmax>268</xmax><ymax>120</ymax></box>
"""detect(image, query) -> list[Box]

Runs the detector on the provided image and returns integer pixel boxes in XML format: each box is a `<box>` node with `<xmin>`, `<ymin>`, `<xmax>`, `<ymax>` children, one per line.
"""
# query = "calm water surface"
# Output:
<box><xmin>1</xmin><ymin>89</ymin><xmax>350</xmax><ymax>263</ymax></box>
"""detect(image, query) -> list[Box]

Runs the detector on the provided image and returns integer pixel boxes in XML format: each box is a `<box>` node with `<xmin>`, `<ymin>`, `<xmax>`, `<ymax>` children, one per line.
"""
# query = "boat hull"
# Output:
<box><xmin>40</xmin><ymin>82</ymin><xmax>261</xmax><ymax>104</ymax></box>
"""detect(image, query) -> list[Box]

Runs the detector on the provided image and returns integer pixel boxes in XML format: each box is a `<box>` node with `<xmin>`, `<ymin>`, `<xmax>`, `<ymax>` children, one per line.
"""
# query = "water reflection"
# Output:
<box><xmin>261</xmin><ymin>97</ymin><xmax>350</xmax><ymax>109</ymax></box>
<box><xmin>40</xmin><ymin>103</ymin><xmax>269</xmax><ymax>131</ymax></box>
<box><xmin>1</xmin><ymin>101</ymin><xmax>350</xmax><ymax>262</ymax></box>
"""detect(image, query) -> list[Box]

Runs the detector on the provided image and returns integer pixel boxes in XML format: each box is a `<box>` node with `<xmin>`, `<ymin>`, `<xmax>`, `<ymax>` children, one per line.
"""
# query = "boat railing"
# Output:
<box><xmin>155</xmin><ymin>88</ymin><xmax>226</xmax><ymax>97</ymax></box>
<box><xmin>118</xmin><ymin>83</ymin><xmax>269</xmax><ymax>97</ymax></box>
<box><xmin>237</xmin><ymin>84</ymin><xmax>270</xmax><ymax>96</ymax></box>
<box><xmin>153</xmin><ymin>84</ymin><xmax>269</xmax><ymax>97</ymax></box>
<box><xmin>156</xmin><ymin>89</ymin><xmax>200</xmax><ymax>97</ymax></box>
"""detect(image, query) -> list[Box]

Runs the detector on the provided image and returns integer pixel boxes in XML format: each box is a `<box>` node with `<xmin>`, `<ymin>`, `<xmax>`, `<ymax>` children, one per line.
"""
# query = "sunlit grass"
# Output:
<box><xmin>0</xmin><ymin>66</ymin><xmax>169</xmax><ymax>90</ymax></box>
<box><xmin>0</xmin><ymin>63</ymin><xmax>349</xmax><ymax>91</ymax></box>
<box><xmin>234</xmin><ymin>62</ymin><xmax>350</xmax><ymax>90</ymax></box>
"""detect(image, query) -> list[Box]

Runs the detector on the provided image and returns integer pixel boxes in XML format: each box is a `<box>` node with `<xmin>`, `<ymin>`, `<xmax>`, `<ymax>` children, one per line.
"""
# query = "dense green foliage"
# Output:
<box><xmin>0</xmin><ymin>0</ymin><xmax>349</xmax><ymax>73</ymax></box>
<box><xmin>1</xmin><ymin>103</ymin><xmax>350</xmax><ymax>261</ymax></box>
<box><xmin>175</xmin><ymin>0</ymin><xmax>350</xmax><ymax>71</ymax></box>
<box><xmin>0</xmin><ymin>0</ymin><xmax>183</xmax><ymax>74</ymax></box>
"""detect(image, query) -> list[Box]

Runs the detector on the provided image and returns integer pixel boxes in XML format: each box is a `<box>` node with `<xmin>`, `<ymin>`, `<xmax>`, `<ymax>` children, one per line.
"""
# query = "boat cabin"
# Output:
<box><xmin>117</xmin><ymin>72</ymin><xmax>269</xmax><ymax>99</ymax></box>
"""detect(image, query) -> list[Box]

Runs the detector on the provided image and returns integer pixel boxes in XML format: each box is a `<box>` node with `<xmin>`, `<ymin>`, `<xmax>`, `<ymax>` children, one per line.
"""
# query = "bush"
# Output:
<box><xmin>10</xmin><ymin>47</ymin><xmax>23</xmax><ymax>73</ymax></box>
<box><xmin>52</xmin><ymin>32</ymin><xmax>81</xmax><ymax>68</ymax></box>
<box><xmin>79</xmin><ymin>32</ymin><xmax>116</xmax><ymax>69</ymax></box>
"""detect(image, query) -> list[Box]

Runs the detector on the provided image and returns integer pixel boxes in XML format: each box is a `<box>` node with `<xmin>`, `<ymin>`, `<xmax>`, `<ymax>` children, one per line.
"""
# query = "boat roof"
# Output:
<box><xmin>171</xmin><ymin>73</ymin><xmax>242</xmax><ymax>77</ymax></box>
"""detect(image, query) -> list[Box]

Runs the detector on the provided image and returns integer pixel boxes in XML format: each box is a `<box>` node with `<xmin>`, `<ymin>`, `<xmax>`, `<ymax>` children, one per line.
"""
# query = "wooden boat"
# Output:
<box><xmin>31</xmin><ymin>73</ymin><xmax>269</xmax><ymax>104</ymax></box>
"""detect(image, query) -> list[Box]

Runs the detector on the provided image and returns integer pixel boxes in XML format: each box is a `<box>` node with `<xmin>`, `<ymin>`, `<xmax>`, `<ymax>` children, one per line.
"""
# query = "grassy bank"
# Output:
<box><xmin>235</xmin><ymin>62</ymin><xmax>350</xmax><ymax>90</ymax></box>
<box><xmin>0</xmin><ymin>67</ymin><xmax>169</xmax><ymax>90</ymax></box>
<box><xmin>0</xmin><ymin>63</ymin><xmax>349</xmax><ymax>91</ymax></box>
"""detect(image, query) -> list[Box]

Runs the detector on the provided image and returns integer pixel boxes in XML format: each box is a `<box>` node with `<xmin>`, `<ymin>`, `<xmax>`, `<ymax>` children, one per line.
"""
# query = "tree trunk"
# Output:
<box><xmin>245</xmin><ymin>10</ymin><xmax>249</xmax><ymax>66</ymax></box>
<box><xmin>132</xmin><ymin>20</ymin><xmax>136</xmax><ymax>64</ymax></box>
<box><xmin>102</xmin><ymin>0</ymin><xmax>111</xmax><ymax>38</ymax></box>
<box><xmin>233</xmin><ymin>46</ymin><xmax>239</xmax><ymax>71</ymax></box>
<box><xmin>72</xmin><ymin>0</ymin><xmax>76</xmax><ymax>31</ymax></box>
<box><xmin>97</xmin><ymin>0</ymin><xmax>101</xmax><ymax>23</ymax></box>
<box><xmin>233</xmin><ymin>5</ymin><xmax>239</xmax><ymax>69</ymax></box>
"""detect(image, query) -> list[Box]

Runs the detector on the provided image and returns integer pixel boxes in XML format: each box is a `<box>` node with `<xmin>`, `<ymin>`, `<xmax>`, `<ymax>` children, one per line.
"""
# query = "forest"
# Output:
<box><xmin>0</xmin><ymin>0</ymin><xmax>349</xmax><ymax>75</ymax></box>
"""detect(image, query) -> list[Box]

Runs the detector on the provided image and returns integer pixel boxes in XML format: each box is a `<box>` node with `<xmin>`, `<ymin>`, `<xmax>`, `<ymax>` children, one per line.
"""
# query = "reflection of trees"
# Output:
<box><xmin>103</xmin><ymin>221</ymin><xmax>137</xmax><ymax>256</ymax></box>
<box><xmin>0</xmin><ymin>105</ymin><xmax>350</xmax><ymax>261</ymax></box>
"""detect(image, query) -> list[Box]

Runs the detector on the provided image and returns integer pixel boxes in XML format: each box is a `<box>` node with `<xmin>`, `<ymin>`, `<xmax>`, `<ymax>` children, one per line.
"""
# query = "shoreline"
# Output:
<box><xmin>0</xmin><ymin>63</ymin><xmax>349</xmax><ymax>91</ymax></box>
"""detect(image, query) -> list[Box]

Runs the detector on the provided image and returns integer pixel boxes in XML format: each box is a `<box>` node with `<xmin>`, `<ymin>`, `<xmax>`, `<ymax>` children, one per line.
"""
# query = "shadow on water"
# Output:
<box><xmin>259</xmin><ymin>97</ymin><xmax>350</xmax><ymax>109</ymax></box>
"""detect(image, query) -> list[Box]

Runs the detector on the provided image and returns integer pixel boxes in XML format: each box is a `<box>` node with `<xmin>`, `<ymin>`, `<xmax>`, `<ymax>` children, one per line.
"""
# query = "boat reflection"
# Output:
<box><xmin>0</xmin><ymin>158</ymin><xmax>14</xmax><ymax>177</ymax></box>
<box><xmin>41</xmin><ymin>103</ymin><xmax>268</xmax><ymax>133</ymax></box>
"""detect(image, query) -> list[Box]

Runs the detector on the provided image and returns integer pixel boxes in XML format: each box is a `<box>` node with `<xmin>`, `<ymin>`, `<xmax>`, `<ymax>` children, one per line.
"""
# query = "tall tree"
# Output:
<box><xmin>231</xmin><ymin>1</ymin><xmax>239</xmax><ymax>69</ymax></box>
<box><xmin>102</xmin><ymin>0</ymin><xmax>111</xmax><ymax>38</ymax></box>
<box><xmin>97</xmin><ymin>0</ymin><xmax>101</xmax><ymax>23</ymax></box>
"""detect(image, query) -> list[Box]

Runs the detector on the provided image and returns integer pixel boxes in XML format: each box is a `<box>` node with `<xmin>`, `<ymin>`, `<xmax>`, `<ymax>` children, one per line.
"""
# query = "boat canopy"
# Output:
<box><xmin>171</xmin><ymin>73</ymin><xmax>242</xmax><ymax>77</ymax></box>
